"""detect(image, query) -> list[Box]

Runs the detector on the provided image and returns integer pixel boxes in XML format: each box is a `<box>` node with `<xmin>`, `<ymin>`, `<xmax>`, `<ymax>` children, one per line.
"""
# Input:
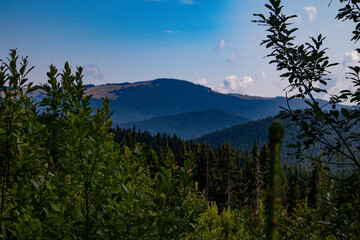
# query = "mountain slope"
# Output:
<box><xmin>196</xmin><ymin>117</ymin><xmax>302</xmax><ymax>163</ymax></box>
<box><xmin>118</xmin><ymin>109</ymin><xmax>249</xmax><ymax>139</ymax></box>
<box><xmin>86</xmin><ymin>78</ymin><xmax>331</xmax><ymax>124</ymax></box>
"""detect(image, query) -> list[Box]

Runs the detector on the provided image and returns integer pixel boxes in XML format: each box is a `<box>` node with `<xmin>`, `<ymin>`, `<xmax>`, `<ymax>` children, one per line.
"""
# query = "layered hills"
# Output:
<box><xmin>196</xmin><ymin>116</ymin><xmax>299</xmax><ymax>156</ymax></box>
<box><xmin>85</xmin><ymin>78</ymin><xmax>328</xmax><ymax>124</ymax></box>
<box><xmin>33</xmin><ymin>78</ymin><xmax>332</xmax><ymax>139</ymax></box>
<box><xmin>118</xmin><ymin>109</ymin><xmax>248</xmax><ymax>139</ymax></box>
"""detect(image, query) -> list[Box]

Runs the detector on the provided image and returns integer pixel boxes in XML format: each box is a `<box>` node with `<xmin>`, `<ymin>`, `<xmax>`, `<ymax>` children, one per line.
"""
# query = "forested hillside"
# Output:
<box><xmin>119</xmin><ymin>109</ymin><xmax>248</xmax><ymax>139</ymax></box>
<box><xmin>196</xmin><ymin>117</ymin><xmax>302</xmax><ymax>163</ymax></box>
<box><xmin>198</xmin><ymin>116</ymin><xmax>280</xmax><ymax>150</ymax></box>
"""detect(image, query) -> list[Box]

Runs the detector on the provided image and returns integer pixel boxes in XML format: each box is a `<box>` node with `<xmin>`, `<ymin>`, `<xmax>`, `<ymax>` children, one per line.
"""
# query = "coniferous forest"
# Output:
<box><xmin>1</xmin><ymin>0</ymin><xmax>360</xmax><ymax>239</ymax></box>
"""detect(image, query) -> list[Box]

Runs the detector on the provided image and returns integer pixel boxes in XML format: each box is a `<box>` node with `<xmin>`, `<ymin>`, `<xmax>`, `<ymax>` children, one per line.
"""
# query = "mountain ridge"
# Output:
<box><xmin>85</xmin><ymin>78</ymin><xmax>332</xmax><ymax>124</ymax></box>
<box><xmin>118</xmin><ymin>108</ymin><xmax>249</xmax><ymax>139</ymax></box>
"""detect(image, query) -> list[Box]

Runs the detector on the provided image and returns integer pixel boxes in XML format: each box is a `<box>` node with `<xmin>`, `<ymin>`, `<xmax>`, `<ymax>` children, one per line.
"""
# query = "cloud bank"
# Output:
<box><xmin>218</xmin><ymin>75</ymin><xmax>254</xmax><ymax>93</ymax></box>
<box><xmin>196</xmin><ymin>77</ymin><xmax>208</xmax><ymax>85</ymax></box>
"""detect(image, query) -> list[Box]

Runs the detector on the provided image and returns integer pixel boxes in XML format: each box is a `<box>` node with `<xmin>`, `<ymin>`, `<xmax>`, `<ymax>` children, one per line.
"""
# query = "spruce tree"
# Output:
<box><xmin>199</xmin><ymin>142</ymin><xmax>216</xmax><ymax>201</ymax></box>
<box><xmin>259</xmin><ymin>143</ymin><xmax>270</xmax><ymax>192</ymax></box>
<box><xmin>243</xmin><ymin>152</ymin><xmax>255</xmax><ymax>207</ymax></box>
<box><xmin>252</xmin><ymin>142</ymin><xmax>261</xmax><ymax>212</ymax></box>
<box><xmin>287</xmin><ymin>166</ymin><xmax>301</xmax><ymax>213</ymax></box>
<box><xmin>308</xmin><ymin>161</ymin><xmax>322</xmax><ymax>209</ymax></box>
<box><xmin>217</xmin><ymin>141</ymin><xmax>236</xmax><ymax>209</ymax></box>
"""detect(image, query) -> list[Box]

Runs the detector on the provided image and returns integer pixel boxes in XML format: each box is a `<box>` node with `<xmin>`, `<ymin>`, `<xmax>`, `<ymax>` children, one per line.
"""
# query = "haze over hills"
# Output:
<box><xmin>118</xmin><ymin>109</ymin><xmax>248</xmax><ymax>139</ymax></box>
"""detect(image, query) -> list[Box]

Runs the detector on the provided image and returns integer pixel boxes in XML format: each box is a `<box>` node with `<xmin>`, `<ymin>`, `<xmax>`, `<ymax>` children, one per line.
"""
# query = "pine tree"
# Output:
<box><xmin>287</xmin><ymin>165</ymin><xmax>301</xmax><ymax>213</ymax></box>
<box><xmin>308</xmin><ymin>161</ymin><xmax>325</xmax><ymax>210</ymax></box>
<box><xmin>252</xmin><ymin>142</ymin><xmax>261</xmax><ymax>212</ymax></box>
<box><xmin>199</xmin><ymin>142</ymin><xmax>216</xmax><ymax>201</ymax></box>
<box><xmin>179</xmin><ymin>140</ymin><xmax>189</xmax><ymax>166</ymax></box>
<box><xmin>279</xmin><ymin>169</ymin><xmax>289</xmax><ymax>208</ymax></box>
<box><xmin>159</xmin><ymin>141</ymin><xmax>175</xmax><ymax>169</ymax></box>
<box><xmin>243</xmin><ymin>152</ymin><xmax>255</xmax><ymax>207</ymax></box>
<box><xmin>216</xmin><ymin>141</ymin><xmax>236</xmax><ymax>209</ymax></box>
<box><xmin>147</xmin><ymin>148</ymin><xmax>159</xmax><ymax>177</ymax></box>
<box><xmin>259</xmin><ymin>143</ymin><xmax>270</xmax><ymax>192</ymax></box>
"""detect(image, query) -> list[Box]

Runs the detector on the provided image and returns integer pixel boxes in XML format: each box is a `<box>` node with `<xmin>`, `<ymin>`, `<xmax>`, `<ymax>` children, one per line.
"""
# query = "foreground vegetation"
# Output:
<box><xmin>1</xmin><ymin>0</ymin><xmax>360</xmax><ymax>239</ymax></box>
<box><xmin>0</xmin><ymin>50</ymin><xmax>358</xmax><ymax>239</ymax></box>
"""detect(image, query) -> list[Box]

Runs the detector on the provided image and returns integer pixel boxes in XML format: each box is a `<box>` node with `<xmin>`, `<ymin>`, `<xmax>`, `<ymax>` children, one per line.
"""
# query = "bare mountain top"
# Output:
<box><xmin>85</xmin><ymin>81</ymin><xmax>152</xmax><ymax>99</ymax></box>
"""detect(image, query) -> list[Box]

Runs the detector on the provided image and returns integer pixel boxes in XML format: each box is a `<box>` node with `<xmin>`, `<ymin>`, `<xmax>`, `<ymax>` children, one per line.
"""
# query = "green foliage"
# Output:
<box><xmin>0</xmin><ymin>50</ymin><xmax>208</xmax><ymax>239</ymax></box>
<box><xmin>280</xmin><ymin>201</ymin><xmax>332</xmax><ymax>240</ymax></box>
<box><xmin>254</xmin><ymin>0</ymin><xmax>360</xmax><ymax>169</ymax></box>
<box><xmin>189</xmin><ymin>202</ymin><xmax>265</xmax><ymax>240</ymax></box>
<box><xmin>254</xmin><ymin>0</ymin><xmax>360</xmax><ymax>238</ymax></box>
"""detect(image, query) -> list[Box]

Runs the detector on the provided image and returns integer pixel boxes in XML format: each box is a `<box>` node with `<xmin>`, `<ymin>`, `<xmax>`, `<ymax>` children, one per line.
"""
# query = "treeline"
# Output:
<box><xmin>113</xmin><ymin>127</ymin><xmax>317</xmax><ymax>214</ymax></box>
<box><xmin>117</xmin><ymin>109</ymin><xmax>248</xmax><ymax>139</ymax></box>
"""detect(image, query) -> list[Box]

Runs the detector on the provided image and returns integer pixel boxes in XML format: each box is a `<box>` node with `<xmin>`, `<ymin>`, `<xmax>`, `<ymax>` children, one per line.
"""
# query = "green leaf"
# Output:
<box><xmin>30</xmin><ymin>179</ymin><xmax>40</xmax><ymax>189</ymax></box>
<box><xmin>122</xmin><ymin>184</ymin><xmax>129</xmax><ymax>194</ymax></box>
<box><xmin>50</xmin><ymin>203</ymin><xmax>61</xmax><ymax>212</ymax></box>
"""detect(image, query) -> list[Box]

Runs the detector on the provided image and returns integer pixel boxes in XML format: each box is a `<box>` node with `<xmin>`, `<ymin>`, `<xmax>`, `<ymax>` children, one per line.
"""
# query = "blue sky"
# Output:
<box><xmin>0</xmin><ymin>0</ymin><xmax>358</xmax><ymax>97</ymax></box>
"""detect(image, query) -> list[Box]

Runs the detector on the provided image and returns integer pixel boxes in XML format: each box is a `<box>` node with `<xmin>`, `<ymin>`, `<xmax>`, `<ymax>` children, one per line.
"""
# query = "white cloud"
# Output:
<box><xmin>218</xmin><ymin>75</ymin><xmax>254</xmax><ymax>93</ymax></box>
<box><xmin>227</xmin><ymin>51</ymin><xmax>237</xmax><ymax>65</ymax></box>
<box><xmin>165</xmin><ymin>30</ymin><xmax>181</xmax><ymax>34</ymax></box>
<box><xmin>303</xmin><ymin>5</ymin><xmax>317</xmax><ymax>22</ymax></box>
<box><xmin>217</xmin><ymin>39</ymin><xmax>226</xmax><ymax>51</ymax></box>
<box><xmin>342</xmin><ymin>50</ymin><xmax>360</xmax><ymax>66</ymax></box>
<box><xmin>261</xmin><ymin>71</ymin><xmax>267</xmax><ymax>78</ymax></box>
<box><xmin>83</xmin><ymin>65</ymin><xmax>103</xmax><ymax>80</ymax></box>
<box><xmin>180</xmin><ymin>0</ymin><xmax>194</xmax><ymax>4</ymax></box>
<box><xmin>146</xmin><ymin>0</ymin><xmax>193</xmax><ymax>3</ymax></box>
<box><xmin>328</xmin><ymin>51</ymin><xmax>360</xmax><ymax>98</ymax></box>
<box><xmin>196</xmin><ymin>77</ymin><xmax>208</xmax><ymax>85</ymax></box>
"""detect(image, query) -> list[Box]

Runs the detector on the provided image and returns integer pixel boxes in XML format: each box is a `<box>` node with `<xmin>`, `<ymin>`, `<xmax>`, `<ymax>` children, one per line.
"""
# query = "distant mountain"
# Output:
<box><xmin>118</xmin><ymin>109</ymin><xmax>249</xmax><ymax>139</ymax></box>
<box><xmin>84</xmin><ymin>78</ymin><xmax>332</xmax><ymax>124</ymax></box>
